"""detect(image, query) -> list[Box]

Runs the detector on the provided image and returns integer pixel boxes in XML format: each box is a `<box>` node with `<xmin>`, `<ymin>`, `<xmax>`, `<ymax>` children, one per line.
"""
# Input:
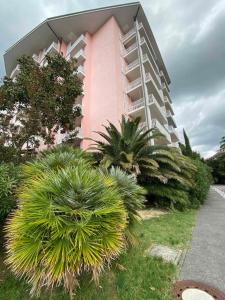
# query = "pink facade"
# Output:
<box><xmin>7</xmin><ymin>3</ymin><xmax>179</xmax><ymax>149</ymax></box>
<box><xmin>81</xmin><ymin>17</ymin><xmax>129</xmax><ymax>149</ymax></box>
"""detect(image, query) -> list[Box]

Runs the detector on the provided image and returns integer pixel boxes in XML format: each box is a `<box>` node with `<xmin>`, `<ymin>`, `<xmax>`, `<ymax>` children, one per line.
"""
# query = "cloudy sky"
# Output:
<box><xmin>1</xmin><ymin>0</ymin><xmax>225</xmax><ymax>157</ymax></box>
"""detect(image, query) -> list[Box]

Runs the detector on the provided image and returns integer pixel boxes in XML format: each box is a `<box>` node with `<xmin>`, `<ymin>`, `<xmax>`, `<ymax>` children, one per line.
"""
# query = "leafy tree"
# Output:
<box><xmin>5</xmin><ymin>160</ymin><xmax>126</xmax><ymax>298</ymax></box>
<box><xmin>220</xmin><ymin>136</ymin><xmax>225</xmax><ymax>150</ymax></box>
<box><xmin>0</xmin><ymin>163</ymin><xmax>20</xmax><ymax>220</ymax></box>
<box><xmin>207</xmin><ymin>154</ymin><xmax>225</xmax><ymax>184</ymax></box>
<box><xmin>0</xmin><ymin>54</ymin><xmax>83</xmax><ymax>163</ymax></box>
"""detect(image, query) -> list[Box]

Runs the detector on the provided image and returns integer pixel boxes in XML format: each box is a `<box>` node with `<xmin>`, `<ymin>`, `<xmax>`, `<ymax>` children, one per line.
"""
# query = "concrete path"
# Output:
<box><xmin>180</xmin><ymin>187</ymin><xmax>225</xmax><ymax>293</ymax></box>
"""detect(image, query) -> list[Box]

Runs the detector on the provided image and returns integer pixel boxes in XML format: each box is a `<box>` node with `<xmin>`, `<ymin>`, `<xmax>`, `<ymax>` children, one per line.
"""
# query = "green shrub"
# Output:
<box><xmin>207</xmin><ymin>154</ymin><xmax>225</xmax><ymax>184</ymax></box>
<box><xmin>101</xmin><ymin>167</ymin><xmax>146</xmax><ymax>244</ymax></box>
<box><xmin>188</xmin><ymin>159</ymin><xmax>211</xmax><ymax>208</ymax></box>
<box><xmin>22</xmin><ymin>145</ymin><xmax>92</xmax><ymax>179</ymax></box>
<box><xmin>0</xmin><ymin>163</ymin><xmax>20</xmax><ymax>220</ymax></box>
<box><xmin>5</xmin><ymin>161</ymin><xmax>127</xmax><ymax>298</ymax></box>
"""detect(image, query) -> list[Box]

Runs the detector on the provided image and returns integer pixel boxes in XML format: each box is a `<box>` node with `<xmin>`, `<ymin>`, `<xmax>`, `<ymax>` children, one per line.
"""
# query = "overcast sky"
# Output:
<box><xmin>0</xmin><ymin>0</ymin><xmax>225</xmax><ymax>157</ymax></box>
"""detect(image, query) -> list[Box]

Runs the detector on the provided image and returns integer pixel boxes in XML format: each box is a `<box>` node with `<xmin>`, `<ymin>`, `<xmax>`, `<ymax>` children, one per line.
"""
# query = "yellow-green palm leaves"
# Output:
<box><xmin>5</xmin><ymin>160</ymin><xmax>126</xmax><ymax>297</ymax></box>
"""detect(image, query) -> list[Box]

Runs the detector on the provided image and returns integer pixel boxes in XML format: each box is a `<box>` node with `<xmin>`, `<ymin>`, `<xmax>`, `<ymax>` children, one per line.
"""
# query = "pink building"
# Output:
<box><xmin>4</xmin><ymin>2</ymin><xmax>179</xmax><ymax>149</ymax></box>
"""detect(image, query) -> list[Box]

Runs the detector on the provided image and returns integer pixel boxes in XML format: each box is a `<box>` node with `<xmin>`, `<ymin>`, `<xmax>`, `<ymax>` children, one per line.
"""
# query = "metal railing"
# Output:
<box><xmin>10</xmin><ymin>64</ymin><xmax>20</xmax><ymax>79</ymax></box>
<box><xmin>67</xmin><ymin>34</ymin><xmax>86</xmax><ymax>56</ymax></box>
<box><xmin>126</xmin><ymin>58</ymin><xmax>140</xmax><ymax>72</ymax></box>
<box><xmin>122</xmin><ymin>28</ymin><xmax>136</xmax><ymax>42</ymax></box>
<box><xmin>128</xmin><ymin>98</ymin><xmax>144</xmax><ymax>113</ymax></box>
<box><xmin>124</xmin><ymin>43</ymin><xmax>137</xmax><ymax>56</ymax></box>
<box><xmin>127</xmin><ymin>77</ymin><xmax>142</xmax><ymax>91</ymax></box>
<box><xmin>44</xmin><ymin>41</ymin><xmax>58</xmax><ymax>56</ymax></box>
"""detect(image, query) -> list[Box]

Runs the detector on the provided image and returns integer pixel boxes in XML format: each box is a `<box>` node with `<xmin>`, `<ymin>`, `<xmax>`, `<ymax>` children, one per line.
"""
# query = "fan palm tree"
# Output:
<box><xmin>5</xmin><ymin>162</ymin><xmax>127</xmax><ymax>298</ymax></box>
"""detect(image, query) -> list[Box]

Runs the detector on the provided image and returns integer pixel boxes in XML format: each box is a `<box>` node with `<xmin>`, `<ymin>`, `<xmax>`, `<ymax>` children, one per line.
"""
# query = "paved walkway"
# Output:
<box><xmin>180</xmin><ymin>187</ymin><xmax>225</xmax><ymax>293</ymax></box>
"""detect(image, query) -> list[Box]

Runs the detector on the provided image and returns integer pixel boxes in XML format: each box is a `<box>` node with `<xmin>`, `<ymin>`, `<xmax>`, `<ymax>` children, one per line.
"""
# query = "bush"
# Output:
<box><xmin>188</xmin><ymin>159</ymin><xmax>212</xmax><ymax>208</ymax></box>
<box><xmin>101</xmin><ymin>167</ymin><xmax>146</xmax><ymax>244</ymax></box>
<box><xmin>207</xmin><ymin>154</ymin><xmax>225</xmax><ymax>184</ymax></box>
<box><xmin>22</xmin><ymin>145</ymin><xmax>93</xmax><ymax>178</ymax></box>
<box><xmin>5</xmin><ymin>160</ymin><xmax>127</xmax><ymax>298</ymax></box>
<box><xmin>0</xmin><ymin>163</ymin><xmax>20</xmax><ymax>220</ymax></box>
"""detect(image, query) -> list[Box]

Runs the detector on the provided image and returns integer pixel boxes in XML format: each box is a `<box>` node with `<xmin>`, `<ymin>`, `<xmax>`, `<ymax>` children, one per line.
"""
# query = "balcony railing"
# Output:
<box><xmin>139</xmin><ymin>121</ymin><xmax>147</xmax><ymax>131</ymax></box>
<box><xmin>44</xmin><ymin>41</ymin><xmax>58</xmax><ymax>56</ymax></box>
<box><xmin>122</xmin><ymin>28</ymin><xmax>136</xmax><ymax>42</ymax></box>
<box><xmin>140</xmin><ymin>37</ymin><xmax>159</xmax><ymax>74</ymax></box>
<box><xmin>67</xmin><ymin>34</ymin><xmax>86</xmax><ymax>57</ymax></box>
<box><xmin>127</xmin><ymin>77</ymin><xmax>142</xmax><ymax>92</ymax></box>
<box><xmin>10</xmin><ymin>64</ymin><xmax>20</xmax><ymax>79</ymax></box>
<box><xmin>142</xmin><ymin>53</ymin><xmax>161</xmax><ymax>88</ymax></box>
<box><xmin>123</xmin><ymin>43</ymin><xmax>137</xmax><ymax>56</ymax></box>
<box><xmin>162</xmin><ymin>82</ymin><xmax>170</xmax><ymax>93</ymax></box>
<box><xmin>152</xmin><ymin>119</ymin><xmax>170</xmax><ymax>139</ymax></box>
<box><xmin>128</xmin><ymin>98</ymin><xmax>144</xmax><ymax>113</ymax></box>
<box><xmin>126</xmin><ymin>58</ymin><xmax>140</xmax><ymax>72</ymax></box>
<box><xmin>149</xmin><ymin>94</ymin><xmax>166</xmax><ymax>116</ymax></box>
<box><xmin>32</xmin><ymin>54</ymin><xmax>39</xmax><ymax>63</ymax></box>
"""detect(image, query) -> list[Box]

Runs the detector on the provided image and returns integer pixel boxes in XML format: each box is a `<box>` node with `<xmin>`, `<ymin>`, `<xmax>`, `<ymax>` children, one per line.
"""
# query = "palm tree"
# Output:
<box><xmin>6</xmin><ymin>161</ymin><xmax>127</xmax><ymax>298</ymax></box>
<box><xmin>92</xmin><ymin>116</ymin><xmax>196</xmax><ymax>210</ymax></box>
<box><xmin>92</xmin><ymin>115</ymin><xmax>175</xmax><ymax>181</ymax></box>
<box><xmin>101</xmin><ymin>166</ymin><xmax>146</xmax><ymax>245</ymax></box>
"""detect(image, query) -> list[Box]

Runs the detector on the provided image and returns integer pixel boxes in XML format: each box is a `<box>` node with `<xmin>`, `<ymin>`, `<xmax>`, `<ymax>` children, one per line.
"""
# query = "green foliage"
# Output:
<box><xmin>0</xmin><ymin>163</ymin><xmax>20</xmax><ymax>220</ymax></box>
<box><xmin>179</xmin><ymin>129</ymin><xmax>201</xmax><ymax>160</ymax></box>
<box><xmin>91</xmin><ymin>115</ymin><xmax>161</xmax><ymax>175</ymax></box>
<box><xmin>5</xmin><ymin>160</ymin><xmax>127</xmax><ymax>297</ymax></box>
<box><xmin>92</xmin><ymin>116</ymin><xmax>206</xmax><ymax>210</ymax></box>
<box><xmin>207</xmin><ymin>153</ymin><xmax>225</xmax><ymax>184</ymax></box>
<box><xmin>0</xmin><ymin>54</ymin><xmax>83</xmax><ymax>163</ymax></box>
<box><xmin>220</xmin><ymin>136</ymin><xmax>225</xmax><ymax>150</ymax></box>
<box><xmin>101</xmin><ymin>167</ymin><xmax>146</xmax><ymax>245</ymax></box>
<box><xmin>188</xmin><ymin>159</ymin><xmax>212</xmax><ymax>208</ymax></box>
<box><xmin>22</xmin><ymin>144</ymin><xmax>92</xmax><ymax>179</ymax></box>
<box><xmin>142</xmin><ymin>150</ymin><xmax>197</xmax><ymax>210</ymax></box>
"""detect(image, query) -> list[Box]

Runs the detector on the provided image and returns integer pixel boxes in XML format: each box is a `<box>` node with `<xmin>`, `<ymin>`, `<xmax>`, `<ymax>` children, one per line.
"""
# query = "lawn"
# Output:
<box><xmin>0</xmin><ymin>210</ymin><xmax>196</xmax><ymax>300</ymax></box>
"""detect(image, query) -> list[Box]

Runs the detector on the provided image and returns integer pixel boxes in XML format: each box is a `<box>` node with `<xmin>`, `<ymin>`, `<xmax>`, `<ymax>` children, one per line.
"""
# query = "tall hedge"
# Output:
<box><xmin>188</xmin><ymin>159</ymin><xmax>212</xmax><ymax>208</ymax></box>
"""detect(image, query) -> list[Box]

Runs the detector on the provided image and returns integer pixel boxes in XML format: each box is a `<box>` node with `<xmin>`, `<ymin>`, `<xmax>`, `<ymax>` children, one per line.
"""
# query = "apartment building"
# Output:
<box><xmin>4</xmin><ymin>2</ymin><xmax>179</xmax><ymax>149</ymax></box>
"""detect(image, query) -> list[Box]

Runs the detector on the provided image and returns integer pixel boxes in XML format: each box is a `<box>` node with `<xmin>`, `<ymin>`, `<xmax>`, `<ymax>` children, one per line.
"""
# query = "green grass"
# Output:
<box><xmin>0</xmin><ymin>210</ymin><xmax>196</xmax><ymax>300</ymax></box>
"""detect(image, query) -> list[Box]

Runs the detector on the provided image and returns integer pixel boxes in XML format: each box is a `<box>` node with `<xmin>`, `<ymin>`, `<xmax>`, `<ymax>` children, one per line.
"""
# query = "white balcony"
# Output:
<box><xmin>164</xmin><ymin>96</ymin><xmax>174</xmax><ymax>115</ymax></box>
<box><xmin>145</xmin><ymin>72</ymin><xmax>164</xmax><ymax>106</ymax></box>
<box><xmin>140</xmin><ymin>37</ymin><xmax>159</xmax><ymax>75</ymax></box>
<box><xmin>167</xmin><ymin>126</ymin><xmax>179</xmax><ymax>142</ymax></box>
<box><xmin>152</xmin><ymin>119</ymin><xmax>171</xmax><ymax>144</ymax></box>
<box><xmin>66</xmin><ymin>34</ymin><xmax>86</xmax><ymax>58</ymax></box>
<box><xmin>32</xmin><ymin>54</ymin><xmax>39</xmax><ymax>63</ymax></box>
<box><xmin>74</xmin><ymin>65</ymin><xmax>85</xmax><ymax>79</ymax></box>
<box><xmin>142</xmin><ymin>53</ymin><xmax>161</xmax><ymax>90</ymax></box>
<box><xmin>10</xmin><ymin>64</ymin><xmax>20</xmax><ymax>79</ymax></box>
<box><xmin>149</xmin><ymin>94</ymin><xmax>167</xmax><ymax>124</ymax></box>
<box><xmin>123</xmin><ymin>43</ymin><xmax>137</xmax><ymax>56</ymax></box>
<box><xmin>122</xmin><ymin>28</ymin><xmax>136</xmax><ymax>43</ymax></box>
<box><xmin>138</xmin><ymin>121</ymin><xmax>148</xmax><ymax>131</ymax></box>
<box><xmin>166</xmin><ymin>110</ymin><xmax>177</xmax><ymax>128</ymax></box>
<box><xmin>128</xmin><ymin>98</ymin><xmax>145</xmax><ymax>116</ymax></box>
<box><xmin>162</xmin><ymin>82</ymin><xmax>170</xmax><ymax>98</ymax></box>
<box><xmin>74</xmin><ymin>49</ymin><xmax>86</xmax><ymax>64</ymax></box>
<box><xmin>44</xmin><ymin>41</ymin><xmax>59</xmax><ymax>56</ymax></box>
<box><xmin>126</xmin><ymin>77</ymin><xmax>142</xmax><ymax>98</ymax></box>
